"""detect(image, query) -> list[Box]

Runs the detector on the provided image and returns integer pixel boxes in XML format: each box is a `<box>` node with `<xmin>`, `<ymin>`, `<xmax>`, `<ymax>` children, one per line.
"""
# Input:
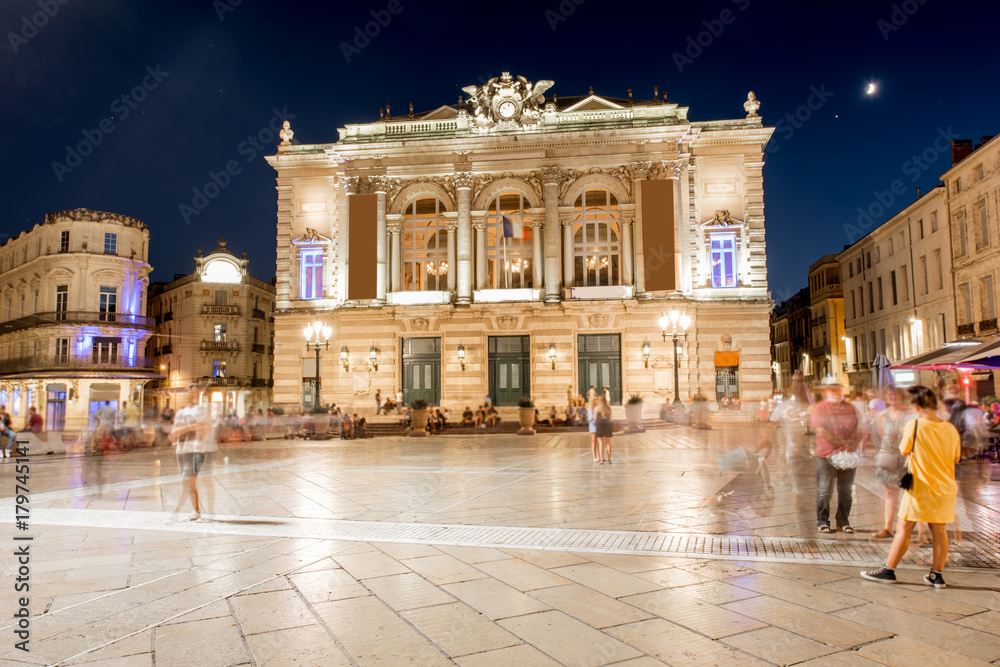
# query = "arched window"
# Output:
<box><xmin>486</xmin><ymin>192</ymin><xmax>532</xmax><ymax>289</ymax></box>
<box><xmin>572</xmin><ymin>189</ymin><xmax>621</xmax><ymax>287</ymax></box>
<box><xmin>402</xmin><ymin>197</ymin><xmax>449</xmax><ymax>291</ymax></box>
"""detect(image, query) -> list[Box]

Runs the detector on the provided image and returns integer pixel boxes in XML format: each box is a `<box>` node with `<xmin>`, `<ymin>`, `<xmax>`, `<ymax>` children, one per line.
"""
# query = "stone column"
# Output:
<box><xmin>530</xmin><ymin>218</ymin><xmax>544</xmax><ymax>291</ymax></box>
<box><xmin>388</xmin><ymin>221</ymin><xmax>402</xmax><ymax>293</ymax></box>
<box><xmin>562</xmin><ymin>217</ymin><xmax>574</xmax><ymax>289</ymax></box>
<box><xmin>622</xmin><ymin>216</ymin><xmax>634</xmax><ymax>287</ymax></box>
<box><xmin>662</xmin><ymin>159</ymin><xmax>683</xmax><ymax>296</ymax></box>
<box><xmin>631</xmin><ymin>162</ymin><xmax>653</xmax><ymax>298</ymax></box>
<box><xmin>446</xmin><ymin>222</ymin><xmax>457</xmax><ymax>293</ymax></box>
<box><xmin>455</xmin><ymin>173</ymin><xmax>473</xmax><ymax>304</ymax></box>
<box><xmin>541</xmin><ymin>168</ymin><xmax>562</xmax><ymax>302</ymax></box>
<box><xmin>474</xmin><ymin>221</ymin><xmax>487</xmax><ymax>290</ymax></box>
<box><xmin>372</xmin><ymin>177</ymin><xmax>388</xmax><ymax>306</ymax></box>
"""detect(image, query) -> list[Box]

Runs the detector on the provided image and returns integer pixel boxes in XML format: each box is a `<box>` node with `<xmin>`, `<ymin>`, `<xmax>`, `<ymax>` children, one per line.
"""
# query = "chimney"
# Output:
<box><xmin>978</xmin><ymin>135</ymin><xmax>995</xmax><ymax>148</ymax></box>
<box><xmin>952</xmin><ymin>139</ymin><xmax>973</xmax><ymax>165</ymax></box>
<box><xmin>916</xmin><ymin>186</ymin><xmax>922</xmax><ymax>199</ymax></box>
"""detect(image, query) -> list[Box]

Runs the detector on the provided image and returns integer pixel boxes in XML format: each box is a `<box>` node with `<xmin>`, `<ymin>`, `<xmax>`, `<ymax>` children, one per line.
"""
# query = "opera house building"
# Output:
<box><xmin>265</xmin><ymin>74</ymin><xmax>774</xmax><ymax>414</ymax></box>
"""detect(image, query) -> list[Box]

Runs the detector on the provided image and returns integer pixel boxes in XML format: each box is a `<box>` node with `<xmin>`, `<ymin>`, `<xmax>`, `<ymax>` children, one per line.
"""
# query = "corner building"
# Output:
<box><xmin>267</xmin><ymin>75</ymin><xmax>774</xmax><ymax>413</ymax></box>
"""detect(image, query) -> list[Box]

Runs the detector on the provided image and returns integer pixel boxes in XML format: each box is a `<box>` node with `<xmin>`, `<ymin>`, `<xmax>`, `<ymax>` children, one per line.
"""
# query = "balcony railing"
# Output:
<box><xmin>250</xmin><ymin>378</ymin><xmax>271</xmax><ymax>387</ymax></box>
<box><xmin>0</xmin><ymin>354</ymin><xmax>157</xmax><ymax>375</ymax></box>
<box><xmin>201</xmin><ymin>304</ymin><xmax>240</xmax><ymax>316</ymax></box>
<box><xmin>160</xmin><ymin>344</ymin><xmax>172</xmax><ymax>355</ymax></box>
<box><xmin>0</xmin><ymin>311</ymin><xmax>155</xmax><ymax>335</ymax></box>
<box><xmin>199</xmin><ymin>340</ymin><xmax>240</xmax><ymax>352</ymax></box>
<box><xmin>958</xmin><ymin>323</ymin><xmax>976</xmax><ymax>336</ymax></box>
<box><xmin>979</xmin><ymin>318</ymin><xmax>998</xmax><ymax>332</ymax></box>
<box><xmin>251</xmin><ymin>308</ymin><xmax>266</xmax><ymax>320</ymax></box>
<box><xmin>251</xmin><ymin>343</ymin><xmax>266</xmax><ymax>354</ymax></box>
<box><xmin>163</xmin><ymin>311</ymin><xmax>173</xmax><ymax>322</ymax></box>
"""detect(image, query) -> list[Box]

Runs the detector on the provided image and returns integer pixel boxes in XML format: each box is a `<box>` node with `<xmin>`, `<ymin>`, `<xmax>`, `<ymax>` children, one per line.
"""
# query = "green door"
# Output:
<box><xmin>488</xmin><ymin>336</ymin><xmax>530</xmax><ymax>406</ymax></box>
<box><xmin>578</xmin><ymin>334</ymin><xmax>622</xmax><ymax>405</ymax></box>
<box><xmin>402</xmin><ymin>338</ymin><xmax>440</xmax><ymax>406</ymax></box>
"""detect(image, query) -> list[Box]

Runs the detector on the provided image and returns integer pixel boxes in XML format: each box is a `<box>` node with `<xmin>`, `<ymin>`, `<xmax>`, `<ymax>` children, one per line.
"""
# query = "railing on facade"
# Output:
<box><xmin>979</xmin><ymin>318</ymin><xmax>998</xmax><ymax>332</ymax></box>
<box><xmin>251</xmin><ymin>343</ymin><xmax>266</xmax><ymax>354</ymax></box>
<box><xmin>201</xmin><ymin>304</ymin><xmax>240</xmax><ymax>316</ymax></box>
<box><xmin>199</xmin><ymin>340</ymin><xmax>240</xmax><ymax>352</ymax></box>
<box><xmin>250</xmin><ymin>378</ymin><xmax>271</xmax><ymax>387</ymax></box>
<box><xmin>958</xmin><ymin>323</ymin><xmax>976</xmax><ymax>336</ymax></box>
<box><xmin>0</xmin><ymin>354</ymin><xmax>157</xmax><ymax>374</ymax></box>
<box><xmin>251</xmin><ymin>308</ymin><xmax>266</xmax><ymax>320</ymax></box>
<box><xmin>160</xmin><ymin>344</ymin><xmax>172</xmax><ymax>355</ymax></box>
<box><xmin>163</xmin><ymin>311</ymin><xmax>173</xmax><ymax>322</ymax></box>
<box><xmin>0</xmin><ymin>311</ymin><xmax>155</xmax><ymax>335</ymax></box>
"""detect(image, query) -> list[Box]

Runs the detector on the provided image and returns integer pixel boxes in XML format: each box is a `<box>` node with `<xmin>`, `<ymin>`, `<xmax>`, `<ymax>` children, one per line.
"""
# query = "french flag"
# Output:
<box><xmin>502</xmin><ymin>215</ymin><xmax>530</xmax><ymax>240</ymax></box>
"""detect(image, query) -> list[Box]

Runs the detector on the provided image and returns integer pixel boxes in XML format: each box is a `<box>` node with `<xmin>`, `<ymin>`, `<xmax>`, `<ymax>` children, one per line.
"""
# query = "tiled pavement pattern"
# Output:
<box><xmin>0</xmin><ymin>426</ymin><xmax>998</xmax><ymax>665</ymax></box>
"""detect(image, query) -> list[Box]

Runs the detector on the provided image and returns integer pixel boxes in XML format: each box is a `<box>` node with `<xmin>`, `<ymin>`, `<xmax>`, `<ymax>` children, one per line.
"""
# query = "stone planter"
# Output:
<box><xmin>411</xmin><ymin>408</ymin><xmax>429</xmax><ymax>437</ymax></box>
<box><xmin>691</xmin><ymin>401</ymin><xmax>710</xmax><ymax>429</ymax></box>
<box><xmin>517</xmin><ymin>407</ymin><xmax>536</xmax><ymax>436</ymax></box>
<box><xmin>624</xmin><ymin>403</ymin><xmax>645</xmax><ymax>433</ymax></box>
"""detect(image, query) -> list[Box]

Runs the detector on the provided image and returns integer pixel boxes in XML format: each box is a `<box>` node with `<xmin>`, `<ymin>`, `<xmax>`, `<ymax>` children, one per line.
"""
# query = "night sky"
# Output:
<box><xmin>2</xmin><ymin>0</ymin><xmax>997</xmax><ymax>298</ymax></box>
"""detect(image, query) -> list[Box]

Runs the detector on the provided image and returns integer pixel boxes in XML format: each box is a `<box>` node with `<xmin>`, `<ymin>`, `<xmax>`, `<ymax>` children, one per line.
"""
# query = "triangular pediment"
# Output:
<box><xmin>292</xmin><ymin>228</ymin><xmax>331</xmax><ymax>245</ymax></box>
<box><xmin>420</xmin><ymin>105</ymin><xmax>459</xmax><ymax>120</ymax></box>
<box><xmin>563</xmin><ymin>96</ymin><xmax>624</xmax><ymax>112</ymax></box>
<box><xmin>701</xmin><ymin>210</ymin><xmax>745</xmax><ymax>228</ymax></box>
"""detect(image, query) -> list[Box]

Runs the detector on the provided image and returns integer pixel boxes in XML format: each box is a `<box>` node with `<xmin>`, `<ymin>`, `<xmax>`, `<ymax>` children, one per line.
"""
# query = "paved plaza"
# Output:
<box><xmin>2</xmin><ymin>425</ymin><xmax>1000</xmax><ymax>666</ymax></box>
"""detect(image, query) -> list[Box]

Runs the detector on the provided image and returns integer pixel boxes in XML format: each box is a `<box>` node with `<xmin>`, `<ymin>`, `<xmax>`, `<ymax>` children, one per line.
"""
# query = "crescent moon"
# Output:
<box><xmin>866</xmin><ymin>83</ymin><xmax>876</xmax><ymax>95</ymax></box>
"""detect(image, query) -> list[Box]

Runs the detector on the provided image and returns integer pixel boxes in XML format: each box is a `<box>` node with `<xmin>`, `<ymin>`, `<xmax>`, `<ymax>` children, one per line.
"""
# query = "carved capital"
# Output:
<box><xmin>629</xmin><ymin>161</ymin><xmax>655</xmax><ymax>180</ymax></box>
<box><xmin>446</xmin><ymin>221</ymin><xmax>458</xmax><ymax>233</ymax></box>
<box><xmin>369</xmin><ymin>175</ymin><xmax>389</xmax><ymax>194</ymax></box>
<box><xmin>453</xmin><ymin>171</ymin><xmax>474</xmax><ymax>190</ymax></box>
<box><xmin>539</xmin><ymin>166</ymin><xmax>562</xmax><ymax>185</ymax></box>
<box><xmin>472</xmin><ymin>221</ymin><xmax>487</xmax><ymax>232</ymax></box>
<box><xmin>622</xmin><ymin>216</ymin><xmax>634</xmax><ymax>226</ymax></box>
<box><xmin>387</xmin><ymin>222</ymin><xmax>402</xmax><ymax>234</ymax></box>
<box><xmin>661</xmin><ymin>159</ymin><xmax>683</xmax><ymax>179</ymax></box>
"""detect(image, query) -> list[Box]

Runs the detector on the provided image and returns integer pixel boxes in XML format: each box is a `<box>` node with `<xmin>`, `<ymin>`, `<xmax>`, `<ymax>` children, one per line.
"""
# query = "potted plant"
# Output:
<box><xmin>410</xmin><ymin>398</ymin><xmax>430</xmax><ymax>436</ymax></box>
<box><xmin>625</xmin><ymin>393</ymin><xmax>645</xmax><ymax>433</ymax></box>
<box><xmin>691</xmin><ymin>393</ymin><xmax>711</xmax><ymax>429</ymax></box>
<box><xmin>516</xmin><ymin>395</ymin><xmax>536</xmax><ymax>436</ymax></box>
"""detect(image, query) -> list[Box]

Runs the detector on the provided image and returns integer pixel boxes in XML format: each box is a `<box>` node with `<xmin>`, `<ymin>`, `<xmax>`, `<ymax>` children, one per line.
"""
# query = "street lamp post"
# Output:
<box><xmin>659</xmin><ymin>310</ymin><xmax>691</xmax><ymax>409</ymax></box>
<box><xmin>303</xmin><ymin>321</ymin><xmax>332</xmax><ymax>409</ymax></box>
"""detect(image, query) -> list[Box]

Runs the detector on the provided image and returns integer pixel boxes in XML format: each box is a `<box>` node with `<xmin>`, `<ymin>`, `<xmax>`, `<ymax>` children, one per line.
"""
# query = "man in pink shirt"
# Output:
<box><xmin>811</xmin><ymin>377</ymin><xmax>861</xmax><ymax>534</ymax></box>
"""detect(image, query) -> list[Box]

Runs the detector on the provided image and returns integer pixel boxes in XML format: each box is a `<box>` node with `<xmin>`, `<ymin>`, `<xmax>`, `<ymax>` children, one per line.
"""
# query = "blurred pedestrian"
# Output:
<box><xmin>758</xmin><ymin>373</ymin><xmax>812</xmax><ymax>512</ymax></box>
<box><xmin>588</xmin><ymin>396</ymin><xmax>599</xmax><ymax>462</ymax></box>
<box><xmin>596</xmin><ymin>396</ymin><xmax>614</xmax><ymax>463</ymax></box>
<box><xmin>169</xmin><ymin>401</ymin><xmax>217</xmax><ymax>521</ymax></box>
<box><xmin>862</xmin><ymin>385</ymin><xmax>960</xmax><ymax>588</ymax></box>
<box><xmin>812</xmin><ymin>377</ymin><xmax>861</xmax><ymax>534</ymax></box>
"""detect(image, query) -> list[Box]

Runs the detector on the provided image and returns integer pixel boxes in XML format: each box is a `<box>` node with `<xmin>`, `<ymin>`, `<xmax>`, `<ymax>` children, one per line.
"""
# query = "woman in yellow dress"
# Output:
<box><xmin>862</xmin><ymin>385</ymin><xmax>960</xmax><ymax>588</ymax></box>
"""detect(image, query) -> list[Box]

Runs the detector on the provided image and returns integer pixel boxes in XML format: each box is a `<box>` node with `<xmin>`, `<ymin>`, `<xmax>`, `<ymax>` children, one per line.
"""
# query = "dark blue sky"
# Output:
<box><xmin>2</xmin><ymin>0</ymin><xmax>996</xmax><ymax>296</ymax></box>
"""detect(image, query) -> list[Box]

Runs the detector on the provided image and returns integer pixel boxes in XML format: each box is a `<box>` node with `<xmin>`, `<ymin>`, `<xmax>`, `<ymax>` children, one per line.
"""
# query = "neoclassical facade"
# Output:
<box><xmin>267</xmin><ymin>75</ymin><xmax>774</xmax><ymax>413</ymax></box>
<box><xmin>0</xmin><ymin>209</ymin><xmax>155</xmax><ymax>431</ymax></box>
<box><xmin>146</xmin><ymin>241</ymin><xmax>275</xmax><ymax>417</ymax></box>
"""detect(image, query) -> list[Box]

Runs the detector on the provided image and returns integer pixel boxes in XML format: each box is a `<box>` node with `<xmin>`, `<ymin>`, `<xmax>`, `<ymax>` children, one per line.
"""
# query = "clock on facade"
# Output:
<box><xmin>497</xmin><ymin>100</ymin><xmax>517</xmax><ymax>119</ymax></box>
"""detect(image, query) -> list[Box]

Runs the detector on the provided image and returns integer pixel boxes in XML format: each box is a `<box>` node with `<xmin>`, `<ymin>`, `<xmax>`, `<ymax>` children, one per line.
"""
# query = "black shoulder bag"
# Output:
<box><xmin>899</xmin><ymin>419</ymin><xmax>918</xmax><ymax>490</ymax></box>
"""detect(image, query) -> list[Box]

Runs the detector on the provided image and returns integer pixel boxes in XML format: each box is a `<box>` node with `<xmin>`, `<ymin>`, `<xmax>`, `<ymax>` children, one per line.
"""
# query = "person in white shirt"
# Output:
<box><xmin>169</xmin><ymin>402</ymin><xmax>217</xmax><ymax>521</ymax></box>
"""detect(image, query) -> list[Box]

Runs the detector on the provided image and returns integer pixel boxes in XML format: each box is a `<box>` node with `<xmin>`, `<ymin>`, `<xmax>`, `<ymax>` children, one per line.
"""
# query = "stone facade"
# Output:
<box><xmin>146</xmin><ymin>242</ymin><xmax>275</xmax><ymax>417</ymax></box>
<box><xmin>0</xmin><ymin>208</ymin><xmax>155</xmax><ymax>431</ymax></box>
<box><xmin>838</xmin><ymin>186</ymin><xmax>955</xmax><ymax>389</ymax></box>
<box><xmin>806</xmin><ymin>255</ymin><xmax>846</xmax><ymax>385</ymax></box>
<box><xmin>266</xmin><ymin>77</ymin><xmax>774</xmax><ymax>414</ymax></box>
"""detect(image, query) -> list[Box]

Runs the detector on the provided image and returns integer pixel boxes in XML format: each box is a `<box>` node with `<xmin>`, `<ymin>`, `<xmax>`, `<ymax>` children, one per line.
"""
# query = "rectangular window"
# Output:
<box><xmin>868</xmin><ymin>282</ymin><xmax>874</xmax><ymax>314</ymax></box>
<box><xmin>59</xmin><ymin>231</ymin><xmax>69</xmax><ymax>253</ymax></box>
<box><xmin>978</xmin><ymin>165</ymin><xmax>985</xmax><ymax>181</ymax></box>
<box><xmin>103</xmin><ymin>233</ymin><xmax>117</xmax><ymax>255</ymax></box>
<box><xmin>934</xmin><ymin>250</ymin><xmax>943</xmax><ymax>290</ymax></box>
<box><xmin>253</xmin><ymin>326</ymin><xmax>259</xmax><ymax>343</ymax></box>
<box><xmin>299</xmin><ymin>249</ymin><xmax>324</xmax><ymax>300</ymax></box>
<box><xmin>848</xmin><ymin>263</ymin><xmax>853</xmax><ymax>278</ymax></box>
<box><xmin>876</xmin><ymin>247</ymin><xmax>882</xmax><ymax>263</ymax></box>
<box><xmin>879</xmin><ymin>329</ymin><xmax>886</xmax><ymax>355</ymax></box>
<box><xmin>869</xmin><ymin>332</ymin><xmax>876</xmax><ymax>362</ymax></box>
<box><xmin>920</xmin><ymin>256</ymin><xmax>928</xmax><ymax>294</ymax></box>
<box><xmin>980</xmin><ymin>205</ymin><xmax>989</xmax><ymax>247</ymax></box>
<box><xmin>55</xmin><ymin>285</ymin><xmax>68</xmax><ymax>319</ymax></box>
<box><xmin>931</xmin><ymin>211</ymin><xmax>938</xmax><ymax>233</ymax></box>
<box><xmin>893</xmin><ymin>325</ymin><xmax>902</xmax><ymax>359</ymax></box>
<box><xmin>983</xmin><ymin>276</ymin><xmax>996</xmax><ymax>320</ymax></box>
<box><xmin>858</xmin><ymin>287</ymin><xmax>865</xmax><ymax>315</ymax></box>
<box><xmin>890</xmin><ymin>272</ymin><xmax>897</xmax><ymax>306</ymax></box>
<box><xmin>32</xmin><ymin>290</ymin><xmax>37</xmax><ymax>314</ymax></box>
<box><xmin>92</xmin><ymin>337</ymin><xmax>120</xmax><ymax>364</ymax></box>
<box><xmin>866</xmin><ymin>252</ymin><xmax>871</xmax><ymax>269</ymax></box>
<box><xmin>856</xmin><ymin>258</ymin><xmax>862</xmax><ymax>275</ymax></box>
<box><xmin>55</xmin><ymin>338</ymin><xmax>69</xmax><ymax>363</ymax></box>
<box><xmin>99</xmin><ymin>287</ymin><xmax>117</xmax><ymax>321</ymax></box>
<box><xmin>918</xmin><ymin>219</ymin><xmax>924</xmax><ymax>239</ymax></box>
<box><xmin>938</xmin><ymin>313</ymin><xmax>946</xmax><ymax>344</ymax></box>
<box><xmin>860</xmin><ymin>335</ymin><xmax>867</xmax><ymax>363</ymax></box>
<box><xmin>887</xmin><ymin>239</ymin><xmax>893</xmax><ymax>257</ymax></box>
<box><xmin>955</xmin><ymin>178</ymin><xmax>962</xmax><ymax>193</ymax></box>
<box><xmin>709</xmin><ymin>234</ymin><xmax>737</xmax><ymax>288</ymax></box>
<box><xmin>958</xmin><ymin>214</ymin><xmax>967</xmax><ymax>255</ymax></box>
<box><xmin>877</xmin><ymin>277</ymin><xmax>884</xmax><ymax>310</ymax></box>
<box><xmin>901</xmin><ymin>267</ymin><xmax>909</xmax><ymax>301</ymax></box>
<box><xmin>850</xmin><ymin>291</ymin><xmax>857</xmax><ymax>320</ymax></box>
<box><xmin>214</xmin><ymin>323</ymin><xmax>227</xmax><ymax>342</ymax></box>
<box><xmin>960</xmin><ymin>283</ymin><xmax>972</xmax><ymax>324</ymax></box>
<box><xmin>213</xmin><ymin>360</ymin><xmax>227</xmax><ymax>378</ymax></box>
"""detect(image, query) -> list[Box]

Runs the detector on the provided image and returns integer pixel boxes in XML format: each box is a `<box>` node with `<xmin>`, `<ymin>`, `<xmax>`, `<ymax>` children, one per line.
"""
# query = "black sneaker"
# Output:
<box><xmin>861</xmin><ymin>566</ymin><xmax>897</xmax><ymax>584</ymax></box>
<box><xmin>923</xmin><ymin>571</ymin><xmax>947</xmax><ymax>589</ymax></box>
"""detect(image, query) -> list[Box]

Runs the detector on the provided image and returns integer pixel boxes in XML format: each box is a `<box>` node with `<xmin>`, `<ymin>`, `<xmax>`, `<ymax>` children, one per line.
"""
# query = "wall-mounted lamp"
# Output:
<box><xmin>548</xmin><ymin>343</ymin><xmax>557</xmax><ymax>370</ymax></box>
<box><xmin>458</xmin><ymin>344</ymin><xmax>466</xmax><ymax>371</ymax></box>
<box><xmin>340</xmin><ymin>345</ymin><xmax>349</xmax><ymax>371</ymax></box>
<box><xmin>369</xmin><ymin>343</ymin><xmax>379</xmax><ymax>371</ymax></box>
<box><xmin>642</xmin><ymin>340</ymin><xmax>651</xmax><ymax>368</ymax></box>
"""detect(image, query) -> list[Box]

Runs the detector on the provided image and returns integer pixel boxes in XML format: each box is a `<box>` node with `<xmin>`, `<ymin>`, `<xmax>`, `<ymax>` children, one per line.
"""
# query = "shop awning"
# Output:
<box><xmin>893</xmin><ymin>340</ymin><xmax>991</xmax><ymax>370</ymax></box>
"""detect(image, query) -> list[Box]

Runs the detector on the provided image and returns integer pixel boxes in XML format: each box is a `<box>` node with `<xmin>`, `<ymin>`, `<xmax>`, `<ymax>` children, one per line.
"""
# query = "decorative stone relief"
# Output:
<box><xmin>588</xmin><ymin>313</ymin><xmax>608</xmax><ymax>328</ymax></box>
<box><xmin>411</xmin><ymin>318</ymin><xmax>429</xmax><ymax>331</ymax></box>
<box><xmin>744</xmin><ymin>91</ymin><xmax>760</xmax><ymax>118</ymax></box>
<box><xmin>278</xmin><ymin>120</ymin><xmax>294</xmax><ymax>146</ymax></box>
<box><xmin>497</xmin><ymin>315</ymin><xmax>517</xmax><ymax>330</ymax></box>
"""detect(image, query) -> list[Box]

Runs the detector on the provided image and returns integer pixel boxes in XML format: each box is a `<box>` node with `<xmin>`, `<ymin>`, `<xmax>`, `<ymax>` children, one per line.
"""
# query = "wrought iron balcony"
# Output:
<box><xmin>162</xmin><ymin>311</ymin><xmax>173</xmax><ymax>322</ymax></box>
<box><xmin>199</xmin><ymin>340</ymin><xmax>240</xmax><ymax>352</ymax></box>
<box><xmin>979</xmin><ymin>318</ymin><xmax>998</xmax><ymax>332</ymax></box>
<box><xmin>201</xmin><ymin>304</ymin><xmax>240</xmax><ymax>316</ymax></box>
<box><xmin>251</xmin><ymin>308</ymin><xmax>266</xmax><ymax>320</ymax></box>
<box><xmin>0</xmin><ymin>354</ymin><xmax>157</xmax><ymax>375</ymax></box>
<box><xmin>159</xmin><ymin>344</ymin><xmax>173</xmax><ymax>355</ymax></box>
<box><xmin>251</xmin><ymin>343</ymin><xmax>266</xmax><ymax>354</ymax></box>
<box><xmin>0</xmin><ymin>311</ymin><xmax>155</xmax><ymax>335</ymax></box>
<box><xmin>958</xmin><ymin>323</ymin><xmax>976</xmax><ymax>336</ymax></box>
